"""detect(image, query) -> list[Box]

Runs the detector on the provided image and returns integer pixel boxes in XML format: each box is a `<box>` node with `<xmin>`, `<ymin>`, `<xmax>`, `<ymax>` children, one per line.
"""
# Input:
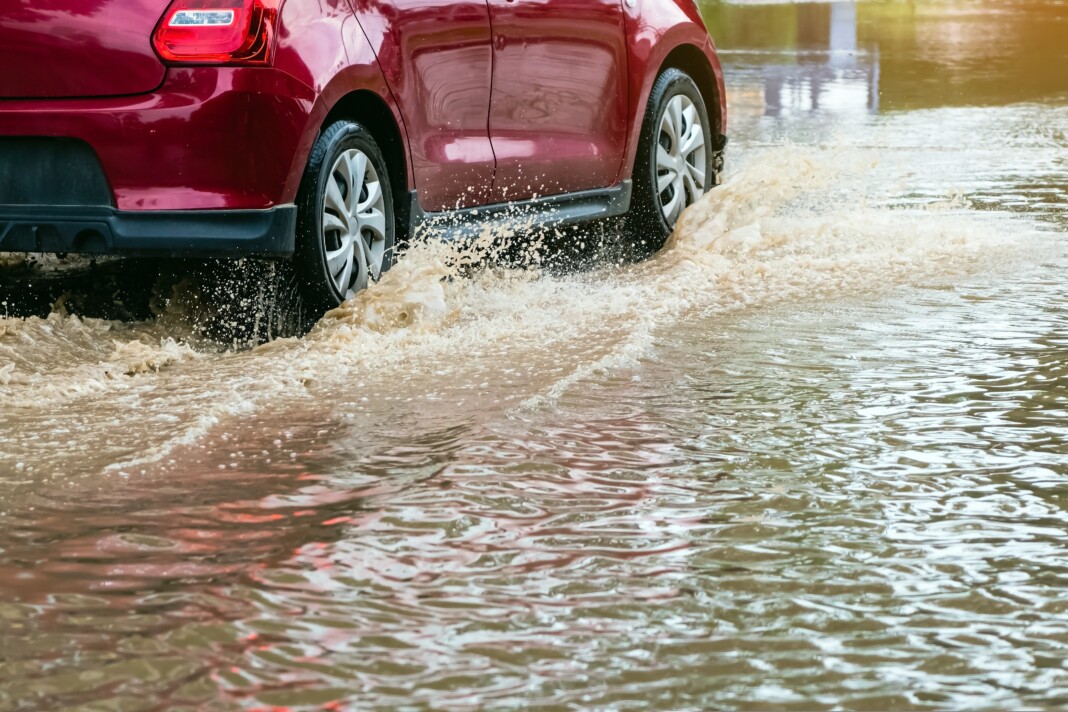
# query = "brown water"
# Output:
<box><xmin>2</xmin><ymin>1</ymin><xmax>1068</xmax><ymax>709</ymax></box>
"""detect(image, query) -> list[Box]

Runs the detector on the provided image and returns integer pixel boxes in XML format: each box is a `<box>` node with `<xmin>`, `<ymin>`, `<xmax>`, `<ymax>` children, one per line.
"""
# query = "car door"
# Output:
<box><xmin>486</xmin><ymin>0</ymin><xmax>630</xmax><ymax>203</ymax></box>
<box><xmin>351</xmin><ymin>0</ymin><xmax>496</xmax><ymax>211</ymax></box>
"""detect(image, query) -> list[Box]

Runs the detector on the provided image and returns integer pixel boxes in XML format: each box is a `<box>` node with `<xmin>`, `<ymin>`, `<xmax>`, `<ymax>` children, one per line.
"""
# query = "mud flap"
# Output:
<box><xmin>712</xmin><ymin>133</ymin><xmax>728</xmax><ymax>186</ymax></box>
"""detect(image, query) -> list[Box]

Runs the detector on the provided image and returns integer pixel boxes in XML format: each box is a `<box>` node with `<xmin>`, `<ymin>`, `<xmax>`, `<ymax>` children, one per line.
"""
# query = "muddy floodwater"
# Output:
<box><xmin>2</xmin><ymin>1</ymin><xmax>1068</xmax><ymax>709</ymax></box>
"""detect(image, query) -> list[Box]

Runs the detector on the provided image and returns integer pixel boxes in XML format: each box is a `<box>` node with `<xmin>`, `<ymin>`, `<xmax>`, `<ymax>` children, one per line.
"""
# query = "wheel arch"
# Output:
<box><xmin>657</xmin><ymin>43</ymin><xmax>724</xmax><ymax>140</ymax></box>
<box><xmin>317</xmin><ymin>88</ymin><xmax>414</xmax><ymax>242</ymax></box>
<box><xmin>619</xmin><ymin>22</ymin><xmax>726</xmax><ymax>183</ymax></box>
<box><xmin>322</xmin><ymin>90</ymin><xmax>409</xmax><ymax>196</ymax></box>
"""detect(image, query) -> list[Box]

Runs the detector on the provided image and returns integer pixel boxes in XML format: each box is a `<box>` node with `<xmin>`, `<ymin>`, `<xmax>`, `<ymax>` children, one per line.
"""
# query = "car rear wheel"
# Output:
<box><xmin>294</xmin><ymin>120</ymin><xmax>395</xmax><ymax>315</ymax></box>
<box><xmin>625</xmin><ymin>68</ymin><xmax>713</xmax><ymax>259</ymax></box>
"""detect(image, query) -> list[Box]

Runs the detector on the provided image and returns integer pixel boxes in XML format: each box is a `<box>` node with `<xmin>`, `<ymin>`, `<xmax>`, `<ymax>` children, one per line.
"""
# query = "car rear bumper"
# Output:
<box><xmin>0</xmin><ymin>205</ymin><xmax>297</xmax><ymax>257</ymax></box>
<box><xmin>0</xmin><ymin>67</ymin><xmax>316</xmax><ymax>213</ymax></box>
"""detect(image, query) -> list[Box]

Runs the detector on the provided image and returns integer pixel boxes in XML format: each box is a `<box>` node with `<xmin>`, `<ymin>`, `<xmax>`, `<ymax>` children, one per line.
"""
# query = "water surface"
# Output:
<box><xmin>1</xmin><ymin>1</ymin><xmax>1067</xmax><ymax>709</ymax></box>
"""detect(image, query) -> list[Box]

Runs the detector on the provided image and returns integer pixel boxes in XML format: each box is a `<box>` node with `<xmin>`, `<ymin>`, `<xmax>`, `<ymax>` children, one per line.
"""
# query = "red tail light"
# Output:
<box><xmin>153</xmin><ymin>0</ymin><xmax>282</xmax><ymax>65</ymax></box>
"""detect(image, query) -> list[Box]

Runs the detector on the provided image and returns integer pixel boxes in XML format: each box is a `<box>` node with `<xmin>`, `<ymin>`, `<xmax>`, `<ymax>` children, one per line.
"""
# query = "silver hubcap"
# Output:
<box><xmin>322</xmin><ymin>148</ymin><xmax>388</xmax><ymax>299</ymax></box>
<box><xmin>656</xmin><ymin>94</ymin><xmax>708</xmax><ymax>226</ymax></box>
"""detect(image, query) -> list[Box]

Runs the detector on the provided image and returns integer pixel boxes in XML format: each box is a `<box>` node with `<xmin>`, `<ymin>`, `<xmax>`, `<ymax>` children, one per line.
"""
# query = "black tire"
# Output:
<box><xmin>624</xmin><ymin>68</ymin><xmax>714</xmax><ymax>260</ymax></box>
<box><xmin>293</xmin><ymin>120</ymin><xmax>396</xmax><ymax>316</ymax></box>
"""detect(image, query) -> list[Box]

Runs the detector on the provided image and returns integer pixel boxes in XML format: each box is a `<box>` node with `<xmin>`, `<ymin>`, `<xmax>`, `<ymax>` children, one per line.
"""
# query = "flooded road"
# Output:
<box><xmin>2</xmin><ymin>1</ymin><xmax>1068</xmax><ymax>709</ymax></box>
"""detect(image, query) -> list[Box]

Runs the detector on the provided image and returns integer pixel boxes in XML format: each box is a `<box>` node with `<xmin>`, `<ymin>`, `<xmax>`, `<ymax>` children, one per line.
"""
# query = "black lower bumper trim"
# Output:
<box><xmin>0</xmin><ymin>205</ymin><xmax>297</xmax><ymax>258</ymax></box>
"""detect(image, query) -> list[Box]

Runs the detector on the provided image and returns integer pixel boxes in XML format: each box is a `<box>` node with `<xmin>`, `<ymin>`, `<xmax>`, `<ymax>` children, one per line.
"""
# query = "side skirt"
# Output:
<box><xmin>407</xmin><ymin>181</ymin><xmax>633</xmax><ymax>243</ymax></box>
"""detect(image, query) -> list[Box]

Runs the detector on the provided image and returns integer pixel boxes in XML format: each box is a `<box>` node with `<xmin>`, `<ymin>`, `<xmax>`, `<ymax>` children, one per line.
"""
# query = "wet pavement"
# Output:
<box><xmin>1</xmin><ymin>1</ymin><xmax>1068</xmax><ymax>709</ymax></box>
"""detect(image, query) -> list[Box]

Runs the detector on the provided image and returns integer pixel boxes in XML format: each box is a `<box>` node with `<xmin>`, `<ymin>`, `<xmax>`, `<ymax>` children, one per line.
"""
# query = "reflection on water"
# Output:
<box><xmin>703</xmin><ymin>0</ymin><xmax>1068</xmax><ymax>224</ymax></box>
<box><xmin>703</xmin><ymin>0</ymin><xmax>1068</xmax><ymax>118</ymax></box>
<box><xmin>2</xmin><ymin>1</ymin><xmax>1068</xmax><ymax>710</ymax></box>
<box><xmin>706</xmin><ymin>2</ymin><xmax>882</xmax><ymax>117</ymax></box>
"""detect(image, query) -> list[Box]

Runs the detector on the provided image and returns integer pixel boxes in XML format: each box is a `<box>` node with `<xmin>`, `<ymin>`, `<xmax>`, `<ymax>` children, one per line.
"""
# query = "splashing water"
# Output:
<box><xmin>0</xmin><ymin>145</ymin><xmax>1042</xmax><ymax>475</ymax></box>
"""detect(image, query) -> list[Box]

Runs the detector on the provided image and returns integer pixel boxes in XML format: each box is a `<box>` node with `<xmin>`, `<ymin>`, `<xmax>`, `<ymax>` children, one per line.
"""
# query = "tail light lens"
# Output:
<box><xmin>153</xmin><ymin>0</ymin><xmax>282</xmax><ymax>65</ymax></box>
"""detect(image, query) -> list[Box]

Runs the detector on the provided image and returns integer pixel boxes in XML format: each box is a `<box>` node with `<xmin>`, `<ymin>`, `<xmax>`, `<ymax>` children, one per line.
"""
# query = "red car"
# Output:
<box><xmin>0</xmin><ymin>0</ymin><xmax>726</xmax><ymax>315</ymax></box>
